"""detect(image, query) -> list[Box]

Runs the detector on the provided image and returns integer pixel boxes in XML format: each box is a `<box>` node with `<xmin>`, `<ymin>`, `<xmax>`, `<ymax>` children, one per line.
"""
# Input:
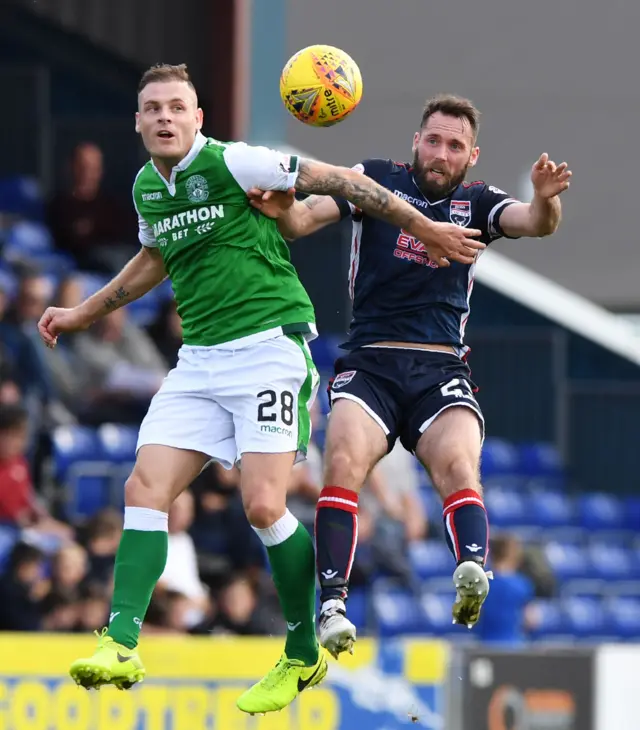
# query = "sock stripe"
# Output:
<box><xmin>345</xmin><ymin>513</ymin><xmax>358</xmax><ymax>583</ymax></box>
<box><xmin>445</xmin><ymin>512</ymin><xmax>461</xmax><ymax>561</ymax></box>
<box><xmin>317</xmin><ymin>496</ymin><xmax>358</xmax><ymax>514</ymax></box>
<box><xmin>443</xmin><ymin>489</ymin><xmax>485</xmax><ymax>518</ymax></box>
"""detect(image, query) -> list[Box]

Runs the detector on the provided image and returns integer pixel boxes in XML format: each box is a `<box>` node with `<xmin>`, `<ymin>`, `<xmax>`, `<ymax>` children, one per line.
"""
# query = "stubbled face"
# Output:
<box><xmin>412</xmin><ymin>111</ymin><xmax>479</xmax><ymax>198</ymax></box>
<box><xmin>135</xmin><ymin>80</ymin><xmax>203</xmax><ymax>164</ymax></box>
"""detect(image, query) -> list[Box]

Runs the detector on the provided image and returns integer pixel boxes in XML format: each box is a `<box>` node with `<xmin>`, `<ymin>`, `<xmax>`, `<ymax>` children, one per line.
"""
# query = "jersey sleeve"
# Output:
<box><xmin>333</xmin><ymin>158</ymin><xmax>391</xmax><ymax>219</ymax></box>
<box><xmin>475</xmin><ymin>184</ymin><xmax>521</xmax><ymax>242</ymax></box>
<box><xmin>223</xmin><ymin>142</ymin><xmax>299</xmax><ymax>192</ymax></box>
<box><xmin>131</xmin><ymin>177</ymin><xmax>158</xmax><ymax>248</ymax></box>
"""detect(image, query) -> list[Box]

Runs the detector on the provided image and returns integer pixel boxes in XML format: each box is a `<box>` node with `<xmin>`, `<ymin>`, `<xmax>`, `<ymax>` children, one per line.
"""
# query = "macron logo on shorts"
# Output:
<box><xmin>260</xmin><ymin>425</ymin><xmax>293</xmax><ymax>437</ymax></box>
<box><xmin>332</xmin><ymin>371</ymin><xmax>356</xmax><ymax>389</ymax></box>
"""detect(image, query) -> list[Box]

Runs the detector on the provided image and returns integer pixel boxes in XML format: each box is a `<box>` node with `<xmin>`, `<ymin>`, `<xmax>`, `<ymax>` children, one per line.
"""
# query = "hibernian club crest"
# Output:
<box><xmin>185</xmin><ymin>174</ymin><xmax>209</xmax><ymax>203</ymax></box>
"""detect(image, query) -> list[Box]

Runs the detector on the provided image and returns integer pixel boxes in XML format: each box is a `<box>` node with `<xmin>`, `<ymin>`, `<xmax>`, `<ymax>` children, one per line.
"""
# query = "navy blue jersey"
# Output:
<box><xmin>334</xmin><ymin>158</ymin><xmax>520</xmax><ymax>352</ymax></box>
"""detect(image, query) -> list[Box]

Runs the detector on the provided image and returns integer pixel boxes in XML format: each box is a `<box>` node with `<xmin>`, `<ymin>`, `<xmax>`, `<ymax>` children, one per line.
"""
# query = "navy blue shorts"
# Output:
<box><xmin>328</xmin><ymin>346</ymin><xmax>484</xmax><ymax>453</ymax></box>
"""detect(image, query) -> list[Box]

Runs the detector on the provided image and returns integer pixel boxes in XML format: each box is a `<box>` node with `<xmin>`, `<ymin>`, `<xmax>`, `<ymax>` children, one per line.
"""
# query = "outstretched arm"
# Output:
<box><xmin>499</xmin><ymin>153</ymin><xmax>571</xmax><ymax>238</ymax></box>
<box><xmin>38</xmin><ymin>247</ymin><xmax>166</xmax><ymax>347</ymax></box>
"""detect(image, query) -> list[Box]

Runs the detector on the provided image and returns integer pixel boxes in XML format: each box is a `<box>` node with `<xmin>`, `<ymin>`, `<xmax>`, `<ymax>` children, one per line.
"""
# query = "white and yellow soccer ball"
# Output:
<box><xmin>280</xmin><ymin>44</ymin><xmax>363</xmax><ymax>127</ymax></box>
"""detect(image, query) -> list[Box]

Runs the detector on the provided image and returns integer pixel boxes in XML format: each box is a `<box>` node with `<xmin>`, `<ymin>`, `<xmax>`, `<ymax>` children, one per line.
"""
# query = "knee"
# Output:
<box><xmin>124</xmin><ymin>471</ymin><xmax>172</xmax><ymax>513</ymax></box>
<box><xmin>431</xmin><ymin>456</ymin><xmax>480</xmax><ymax>499</ymax></box>
<box><xmin>325</xmin><ymin>444</ymin><xmax>368</xmax><ymax>492</ymax></box>
<box><xmin>244</xmin><ymin>493</ymin><xmax>286</xmax><ymax>529</ymax></box>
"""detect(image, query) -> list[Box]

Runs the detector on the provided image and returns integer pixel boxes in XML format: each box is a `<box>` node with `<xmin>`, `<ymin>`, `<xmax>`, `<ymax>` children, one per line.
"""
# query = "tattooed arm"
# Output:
<box><xmin>37</xmin><ymin>247</ymin><xmax>166</xmax><ymax>348</ymax></box>
<box><xmin>248</xmin><ymin>158</ymin><xmax>486</xmax><ymax>265</ymax></box>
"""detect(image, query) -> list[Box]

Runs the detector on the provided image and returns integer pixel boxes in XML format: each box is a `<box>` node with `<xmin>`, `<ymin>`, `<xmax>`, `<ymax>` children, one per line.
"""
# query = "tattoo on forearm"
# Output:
<box><xmin>103</xmin><ymin>287</ymin><xmax>130</xmax><ymax>312</ymax></box>
<box><xmin>296</xmin><ymin>161</ymin><xmax>415</xmax><ymax>228</ymax></box>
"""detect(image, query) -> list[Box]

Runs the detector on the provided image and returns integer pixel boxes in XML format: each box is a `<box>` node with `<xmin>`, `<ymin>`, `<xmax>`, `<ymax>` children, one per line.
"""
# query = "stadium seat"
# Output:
<box><xmin>588</xmin><ymin>543</ymin><xmax>634</xmax><ymax>581</ymax></box>
<box><xmin>372</xmin><ymin>584</ymin><xmax>425</xmax><ymax>636</ymax></box>
<box><xmin>623</xmin><ymin>497</ymin><xmax>640</xmax><ymax>532</ymax></box>
<box><xmin>544</xmin><ymin>541</ymin><xmax>591</xmax><ymax>581</ymax></box>
<box><xmin>127</xmin><ymin>291</ymin><xmax>162</xmax><ymax>327</ymax></box>
<box><xmin>0</xmin><ymin>525</ymin><xmax>19</xmax><ymax>573</ymax></box>
<box><xmin>525</xmin><ymin>491</ymin><xmax>574</xmax><ymax>529</ymax></box>
<box><xmin>419</xmin><ymin>593</ymin><xmax>454</xmax><ymax>635</ymax></box>
<box><xmin>605</xmin><ymin>597</ymin><xmax>640</xmax><ymax>639</ymax></box>
<box><xmin>518</xmin><ymin>442</ymin><xmax>564</xmax><ymax>481</ymax></box>
<box><xmin>560</xmin><ymin>579</ymin><xmax>607</xmax><ymax>599</ymax></box>
<box><xmin>483</xmin><ymin>489</ymin><xmax>528</xmax><ymax>528</ymax></box>
<box><xmin>480</xmin><ymin>438</ymin><xmax>521</xmax><ymax>479</ymax></box>
<box><xmin>5</xmin><ymin>220</ymin><xmax>53</xmax><ymax>254</ymax></box>
<box><xmin>98</xmin><ymin>424</ymin><xmax>138</xmax><ymax>462</ymax></box>
<box><xmin>576</xmin><ymin>493</ymin><xmax>625</xmax><ymax>531</ymax></box>
<box><xmin>52</xmin><ymin>426</ymin><xmax>114</xmax><ymax>520</ymax></box>
<box><xmin>0</xmin><ymin>176</ymin><xmax>44</xmax><ymax>219</ymax></box>
<box><xmin>408</xmin><ymin>540</ymin><xmax>452</xmax><ymax>579</ymax></box>
<box><xmin>563</xmin><ymin>596</ymin><xmax>606</xmax><ymax>637</ymax></box>
<box><xmin>527</xmin><ymin>599</ymin><xmax>567</xmax><ymax>639</ymax></box>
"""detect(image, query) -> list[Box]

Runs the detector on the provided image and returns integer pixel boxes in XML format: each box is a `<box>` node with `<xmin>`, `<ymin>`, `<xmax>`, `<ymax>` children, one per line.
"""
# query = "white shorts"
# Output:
<box><xmin>137</xmin><ymin>334</ymin><xmax>319</xmax><ymax>469</ymax></box>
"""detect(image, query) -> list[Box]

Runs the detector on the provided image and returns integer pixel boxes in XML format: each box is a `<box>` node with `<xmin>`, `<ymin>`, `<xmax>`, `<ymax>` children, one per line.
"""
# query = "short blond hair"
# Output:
<box><xmin>138</xmin><ymin>63</ymin><xmax>195</xmax><ymax>94</ymax></box>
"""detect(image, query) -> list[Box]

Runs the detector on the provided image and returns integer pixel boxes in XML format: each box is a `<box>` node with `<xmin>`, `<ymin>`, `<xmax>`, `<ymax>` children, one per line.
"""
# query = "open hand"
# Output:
<box><xmin>531</xmin><ymin>153</ymin><xmax>572</xmax><ymax>199</ymax></box>
<box><xmin>247</xmin><ymin>187</ymin><xmax>296</xmax><ymax>219</ymax></box>
<box><xmin>413</xmin><ymin>221</ymin><xmax>486</xmax><ymax>267</ymax></box>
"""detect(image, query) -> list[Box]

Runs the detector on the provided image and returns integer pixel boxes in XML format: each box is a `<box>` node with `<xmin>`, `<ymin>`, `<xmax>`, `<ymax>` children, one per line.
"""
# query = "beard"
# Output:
<box><xmin>412</xmin><ymin>151</ymin><xmax>470</xmax><ymax>199</ymax></box>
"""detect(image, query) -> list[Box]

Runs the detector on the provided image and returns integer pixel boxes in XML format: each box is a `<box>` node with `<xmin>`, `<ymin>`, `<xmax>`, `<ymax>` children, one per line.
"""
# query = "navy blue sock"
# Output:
<box><xmin>442</xmin><ymin>488</ymin><xmax>489</xmax><ymax>565</ymax></box>
<box><xmin>315</xmin><ymin>486</ymin><xmax>359</xmax><ymax>608</ymax></box>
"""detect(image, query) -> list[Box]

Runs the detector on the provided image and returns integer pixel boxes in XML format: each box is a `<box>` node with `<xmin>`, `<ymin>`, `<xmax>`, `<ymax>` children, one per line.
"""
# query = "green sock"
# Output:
<box><xmin>256</xmin><ymin>511</ymin><xmax>319</xmax><ymax>665</ymax></box>
<box><xmin>106</xmin><ymin>507</ymin><xmax>169</xmax><ymax>649</ymax></box>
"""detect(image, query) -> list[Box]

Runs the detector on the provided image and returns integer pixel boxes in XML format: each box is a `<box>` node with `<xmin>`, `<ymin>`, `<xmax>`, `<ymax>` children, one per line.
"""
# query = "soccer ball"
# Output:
<box><xmin>280</xmin><ymin>45</ymin><xmax>363</xmax><ymax>127</ymax></box>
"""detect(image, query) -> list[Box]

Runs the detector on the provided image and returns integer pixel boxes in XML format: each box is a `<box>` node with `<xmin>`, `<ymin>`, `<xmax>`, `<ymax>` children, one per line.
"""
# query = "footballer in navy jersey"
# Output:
<box><xmin>249</xmin><ymin>93</ymin><xmax>571</xmax><ymax>659</ymax></box>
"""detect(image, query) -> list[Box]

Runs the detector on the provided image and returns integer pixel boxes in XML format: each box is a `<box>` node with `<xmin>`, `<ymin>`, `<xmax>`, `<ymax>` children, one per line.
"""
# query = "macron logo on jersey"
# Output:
<box><xmin>394</xmin><ymin>189</ymin><xmax>429</xmax><ymax>209</ymax></box>
<box><xmin>142</xmin><ymin>191</ymin><xmax>163</xmax><ymax>201</ymax></box>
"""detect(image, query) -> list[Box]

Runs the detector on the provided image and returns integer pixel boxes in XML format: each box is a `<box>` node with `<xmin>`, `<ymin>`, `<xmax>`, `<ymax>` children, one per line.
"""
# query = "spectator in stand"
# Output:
<box><xmin>0</xmin><ymin>542</ymin><xmax>50</xmax><ymax>630</ymax></box>
<box><xmin>83</xmin><ymin>508</ymin><xmax>122</xmax><ymax>587</ymax></box>
<box><xmin>158</xmin><ymin>490</ymin><xmax>212</xmax><ymax>628</ymax></box>
<box><xmin>46</xmin><ymin>142</ymin><xmax>136</xmax><ymax>273</ymax></box>
<box><xmin>476</xmin><ymin>534</ymin><xmax>537</xmax><ymax>645</ymax></box>
<box><xmin>72</xmin><ymin>307</ymin><xmax>167</xmax><ymax>425</ymax></box>
<box><xmin>0</xmin><ymin>403</ymin><xmax>72</xmax><ymax>539</ymax></box>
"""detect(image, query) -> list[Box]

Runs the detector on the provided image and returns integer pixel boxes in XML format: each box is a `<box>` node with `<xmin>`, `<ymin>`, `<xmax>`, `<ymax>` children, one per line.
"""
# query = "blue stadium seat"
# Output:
<box><xmin>606</xmin><ymin>597</ymin><xmax>640</xmax><ymax>639</ymax></box>
<box><xmin>0</xmin><ymin>269</ymin><xmax>18</xmax><ymax>300</ymax></box>
<box><xmin>480</xmin><ymin>438</ymin><xmax>521</xmax><ymax>479</ymax></box>
<box><xmin>576</xmin><ymin>493</ymin><xmax>625</xmax><ymax>531</ymax></box>
<box><xmin>52</xmin><ymin>426</ymin><xmax>113</xmax><ymax>520</ymax></box>
<box><xmin>528</xmin><ymin>599</ymin><xmax>568</xmax><ymax>639</ymax></box>
<box><xmin>5</xmin><ymin>221</ymin><xmax>53</xmax><ymax>254</ymax></box>
<box><xmin>525</xmin><ymin>491</ymin><xmax>574</xmax><ymax>528</ymax></box>
<box><xmin>420</xmin><ymin>593</ymin><xmax>454</xmax><ymax>635</ymax></box>
<box><xmin>372</xmin><ymin>585</ymin><xmax>425</xmax><ymax>636</ymax></box>
<box><xmin>560</xmin><ymin>579</ymin><xmax>607</xmax><ymax>599</ymax></box>
<box><xmin>98</xmin><ymin>424</ymin><xmax>137</xmax><ymax>462</ymax></box>
<box><xmin>0</xmin><ymin>525</ymin><xmax>19</xmax><ymax>573</ymax></box>
<box><xmin>563</xmin><ymin>596</ymin><xmax>606</xmax><ymax>637</ymax></box>
<box><xmin>544</xmin><ymin>541</ymin><xmax>591</xmax><ymax>581</ymax></box>
<box><xmin>77</xmin><ymin>273</ymin><xmax>110</xmax><ymax>299</ymax></box>
<box><xmin>589</xmin><ymin>543</ymin><xmax>634</xmax><ymax>581</ymax></box>
<box><xmin>408</xmin><ymin>540</ymin><xmax>452</xmax><ymax>579</ymax></box>
<box><xmin>623</xmin><ymin>497</ymin><xmax>640</xmax><ymax>532</ymax></box>
<box><xmin>127</xmin><ymin>291</ymin><xmax>162</xmax><ymax>327</ymax></box>
<box><xmin>484</xmin><ymin>489</ymin><xmax>528</xmax><ymax>528</ymax></box>
<box><xmin>0</xmin><ymin>176</ymin><xmax>44</xmax><ymax>219</ymax></box>
<box><xmin>518</xmin><ymin>442</ymin><xmax>564</xmax><ymax>481</ymax></box>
